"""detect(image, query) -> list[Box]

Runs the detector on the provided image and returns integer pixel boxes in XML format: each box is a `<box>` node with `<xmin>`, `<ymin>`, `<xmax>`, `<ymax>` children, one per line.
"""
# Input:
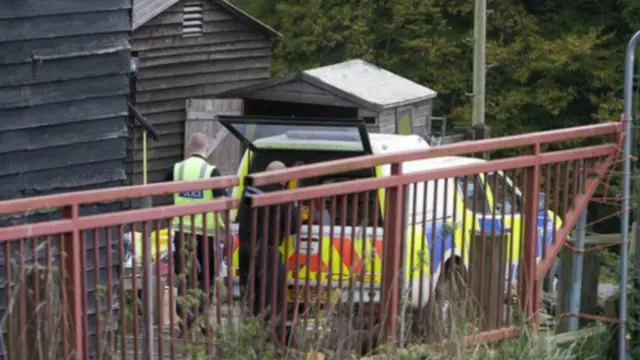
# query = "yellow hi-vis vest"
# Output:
<box><xmin>172</xmin><ymin>156</ymin><xmax>225</xmax><ymax>235</ymax></box>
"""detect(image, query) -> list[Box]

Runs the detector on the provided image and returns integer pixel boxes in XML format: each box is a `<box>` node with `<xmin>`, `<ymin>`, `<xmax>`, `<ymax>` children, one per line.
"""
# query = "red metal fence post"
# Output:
<box><xmin>520</xmin><ymin>144</ymin><xmax>541</xmax><ymax>328</ymax></box>
<box><xmin>381</xmin><ymin>163</ymin><xmax>404</xmax><ymax>342</ymax></box>
<box><xmin>61</xmin><ymin>204</ymin><xmax>85</xmax><ymax>360</ymax></box>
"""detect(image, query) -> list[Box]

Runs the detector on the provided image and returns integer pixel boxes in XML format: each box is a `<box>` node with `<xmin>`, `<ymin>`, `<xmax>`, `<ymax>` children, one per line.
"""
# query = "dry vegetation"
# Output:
<box><xmin>0</xmin><ymin>247</ymin><xmax>613</xmax><ymax>360</ymax></box>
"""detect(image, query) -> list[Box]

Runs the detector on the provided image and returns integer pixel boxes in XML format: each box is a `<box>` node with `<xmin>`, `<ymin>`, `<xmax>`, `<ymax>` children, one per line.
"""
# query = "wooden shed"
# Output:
<box><xmin>190</xmin><ymin>59</ymin><xmax>437</xmax><ymax>175</ymax></box>
<box><xmin>129</xmin><ymin>0</ymin><xmax>281</xmax><ymax>186</ymax></box>
<box><xmin>215</xmin><ymin>59</ymin><xmax>438</xmax><ymax>136</ymax></box>
<box><xmin>0</xmin><ymin>0</ymin><xmax>132</xmax><ymax>358</ymax></box>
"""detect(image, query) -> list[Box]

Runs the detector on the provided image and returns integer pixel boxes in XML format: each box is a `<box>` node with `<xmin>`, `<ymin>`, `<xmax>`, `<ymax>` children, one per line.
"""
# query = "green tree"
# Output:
<box><xmin>234</xmin><ymin>0</ymin><xmax>636</xmax><ymax>134</ymax></box>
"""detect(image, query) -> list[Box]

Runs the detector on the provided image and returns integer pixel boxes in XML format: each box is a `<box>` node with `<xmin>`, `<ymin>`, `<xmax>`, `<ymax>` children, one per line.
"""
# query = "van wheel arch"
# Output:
<box><xmin>410</xmin><ymin>255</ymin><xmax>468</xmax><ymax>340</ymax></box>
<box><xmin>443</xmin><ymin>255</ymin><xmax>466</xmax><ymax>279</ymax></box>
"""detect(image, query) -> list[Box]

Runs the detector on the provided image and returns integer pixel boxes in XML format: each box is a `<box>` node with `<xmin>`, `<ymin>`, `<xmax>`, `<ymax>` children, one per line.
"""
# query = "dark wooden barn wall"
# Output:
<box><xmin>0</xmin><ymin>0</ymin><xmax>131</xmax><ymax>357</ymax></box>
<box><xmin>130</xmin><ymin>0</ymin><xmax>273</xmax><ymax>188</ymax></box>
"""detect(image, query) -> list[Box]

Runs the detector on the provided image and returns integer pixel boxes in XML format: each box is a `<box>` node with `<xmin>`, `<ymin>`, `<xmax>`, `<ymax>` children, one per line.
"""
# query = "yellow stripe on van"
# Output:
<box><xmin>375</xmin><ymin>166</ymin><xmax>385</xmax><ymax>216</ymax></box>
<box><xmin>406</xmin><ymin>225</ymin><xmax>428</xmax><ymax>279</ymax></box>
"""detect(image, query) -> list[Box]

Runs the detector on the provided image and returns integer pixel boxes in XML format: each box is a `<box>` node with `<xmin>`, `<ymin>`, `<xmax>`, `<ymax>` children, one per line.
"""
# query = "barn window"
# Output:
<box><xmin>182</xmin><ymin>0</ymin><xmax>204</xmax><ymax>37</ymax></box>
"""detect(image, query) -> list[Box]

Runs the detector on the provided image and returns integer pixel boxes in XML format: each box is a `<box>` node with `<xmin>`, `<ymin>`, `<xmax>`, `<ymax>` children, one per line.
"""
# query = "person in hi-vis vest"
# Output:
<box><xmin>164</xmin><ymin>132</ymin><xmax>228</xmax><ymax>334</ymax></box>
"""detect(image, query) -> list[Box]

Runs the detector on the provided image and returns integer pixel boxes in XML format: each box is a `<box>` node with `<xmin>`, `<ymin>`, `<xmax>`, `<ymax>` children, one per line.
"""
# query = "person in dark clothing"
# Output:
<box><xmin>165</xmin><ymin>133</ymin><xmax>228</xmax><ymax>335</ymax></box>
<box><xmin>237</xmin><ymin>161</ymin><xmax>299</xmax><ymax>330</ymax></box>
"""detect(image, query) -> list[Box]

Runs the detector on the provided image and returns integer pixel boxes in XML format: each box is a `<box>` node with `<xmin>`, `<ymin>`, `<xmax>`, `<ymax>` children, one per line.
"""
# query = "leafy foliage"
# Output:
<box><xmin>233</xmin><ymin>0</ymin><xmax>637</xmax><ymax>132</ymax></box>
<box><xmin>603</xmin><ymin>253</ymin><xmax>640</xmax><ymax>359</ymax></box>
<box><xmin>232</xmin><ymin>0</ymin><xmax>637</xmax><ymax>233</ymax></box>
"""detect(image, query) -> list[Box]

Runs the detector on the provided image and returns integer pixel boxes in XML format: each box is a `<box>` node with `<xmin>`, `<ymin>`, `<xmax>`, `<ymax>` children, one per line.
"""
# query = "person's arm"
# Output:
<box><xmin>287</xmin><ymin>202</ymin><xmax>300</xmax><ymax>235</ymax></box>
<box><xmin>209</xmin><ymin>167</ymin><xmax>228</xmax><ymax>198</ymax></box>
<box><xmin>237</xmin><ymin>199</ymin><xmax>251</xmax><ymax>246</ymax></box>
<box><xmin>208</xmin><ymin>167</ymin><xmax>230</xmax><ymax>225</ymax></box>
<box><xmin>164</xmin><ymin>168</ymin><xmax>173</xmax><ymax>182</ymax></box>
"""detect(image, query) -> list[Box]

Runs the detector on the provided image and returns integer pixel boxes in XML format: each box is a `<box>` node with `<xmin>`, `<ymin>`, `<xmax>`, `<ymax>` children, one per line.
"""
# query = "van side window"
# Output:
<box><xmin>456</xmin><ymin>175</ymin><xmax>490</xmax><ymax>214</ymax></box>
<box><xmin>486</xmin><ymin>172</ymin><xmax>521</xmax><ymax>214</ymax></box>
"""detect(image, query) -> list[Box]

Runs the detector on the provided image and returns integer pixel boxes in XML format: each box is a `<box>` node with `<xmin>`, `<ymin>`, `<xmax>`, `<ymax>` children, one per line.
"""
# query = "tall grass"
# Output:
<box><xmin>1</xmin><ymin>261</ymin><xmax>66</xmax><ymax>360</ymax></box>
<box><xmin>0</xmin><ymin>239</ymin><xmax>613</xmax><ymax>360</ymax></box>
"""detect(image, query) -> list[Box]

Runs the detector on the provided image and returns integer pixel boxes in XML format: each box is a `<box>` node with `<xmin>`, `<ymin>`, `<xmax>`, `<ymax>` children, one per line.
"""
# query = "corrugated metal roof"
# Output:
<box><xmin>304</xmin><ymin>59</ymin><xmax>437</xmax><ymax>109</ymax></box>
<box><xmin>132</xmin><ymin>0</ymin><xmax>281</xmax><ymax>38</ymax></box>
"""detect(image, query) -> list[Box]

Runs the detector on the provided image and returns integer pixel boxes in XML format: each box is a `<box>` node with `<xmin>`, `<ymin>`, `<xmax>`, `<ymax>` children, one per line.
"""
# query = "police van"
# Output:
<box><xmin>219</xmin><ymin>116</ymin><xmax>560</xmax><ymax>325</ymax></box>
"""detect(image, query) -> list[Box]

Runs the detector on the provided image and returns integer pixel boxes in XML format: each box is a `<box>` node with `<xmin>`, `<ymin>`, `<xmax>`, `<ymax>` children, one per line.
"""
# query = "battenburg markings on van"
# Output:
<box><xmin>179</xmin><ymin>190</ymin><xmax>204</xmax><ymax>199</ymax></box>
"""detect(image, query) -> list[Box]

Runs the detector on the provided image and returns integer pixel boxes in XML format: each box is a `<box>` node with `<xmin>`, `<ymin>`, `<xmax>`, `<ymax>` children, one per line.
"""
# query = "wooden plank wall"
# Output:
<box><xmin>0</xmin><ymin>0</ymin><xmax>131</xmax><ymax>201</ymax></box>
<box><xmin>412</xmin><ymin>100</ymin><xmax>432</xmax><ymax>138</ymax></box>
<box><xmin>372</xmin><ymin>100</ymin><xmax>433</xmax><ymax>137</ymax></box>
<box><xmin>376</xmin><ymin>108</ymin><xmax>396</xmax><ymax>134</ymax></box>
<box><xmin>0</xmin><ymin>0</ymin><xmax>132</xmax><ymax>358</ymax></box>
<box><xmin>130</xmin><ymin>0</ymin><xmax>273</xmax><ymax>189</ymax></box>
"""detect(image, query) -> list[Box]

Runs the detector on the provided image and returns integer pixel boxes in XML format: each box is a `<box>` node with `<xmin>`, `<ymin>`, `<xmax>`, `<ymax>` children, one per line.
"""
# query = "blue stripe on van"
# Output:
<box><xmin>478</xmin><ymin>211</ymin><xmax>554</xmax><ymax>280</ymax></box>
<box><xmin>509</xmin><ymin>212</ymin><xmax>556</xmax><ymax>280</ymax></box>
<box><xmin>424</xmin><ymin>221</ymin><xmax>454</xmax><ymax>276</ymax></box>
<box><xmin>421</xmin><ymin>212</ymin><xmax>557</xmax><ymax>282</ymax></box>
<box><xmin>478</xmin><ymin>217</ymin><xmax>511</xmax><ymax>233</ymax></box>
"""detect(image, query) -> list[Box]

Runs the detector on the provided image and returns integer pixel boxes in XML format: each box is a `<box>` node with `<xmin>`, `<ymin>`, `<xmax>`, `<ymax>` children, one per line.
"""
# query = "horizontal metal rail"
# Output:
<box><xmin>0</xmin><ymin>121</ymin><xmax>623</xmax><ymax>359</ymax></box>
<box><xmin>0</xmin><ymin>175</ymin><xmax>238</xmax><ymax>216</ymax></box>
<box><xmin>249</xmin><ymin>144</ymin><xmax>617</xmax><ymax>207</ymax></box>
<box><xmin>247</xmin><ymin>122</ymin><xmax>620</xmax><ymax>187</ymax></box>
<box><xmin>0</xmin><ymin>198</ymin><xmax>240</xmax><ymax>241</ymax></box>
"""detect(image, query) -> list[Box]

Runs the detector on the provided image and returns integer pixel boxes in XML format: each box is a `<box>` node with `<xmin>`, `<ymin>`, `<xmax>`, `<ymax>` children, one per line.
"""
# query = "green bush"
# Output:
<box><xmin>356</xmin><ymin>329</ymin><xmax>609</xmax><ymax>360</ymax></box>
<box><xmin>599</xmin><ymin>252</ymin><xmax>639</xmax><ymax>359</ymax></box>
<box><xmin>608</xmin><ymin>269</ymin><xmax>640</xmax><ymax>359</ymax></box>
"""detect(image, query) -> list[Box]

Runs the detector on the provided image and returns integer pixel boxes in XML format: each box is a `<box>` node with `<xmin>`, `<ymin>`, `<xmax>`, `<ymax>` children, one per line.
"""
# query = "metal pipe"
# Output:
<box><xmin>568</xmin><ymin>161</ymin><xmax>586</xmax><ymax>331</ymax></box>
<box><xmin>142</xmin><ymin>130</ymin><xmax>155</xmax><ymax>359</ymax></box>
<box><xmin>472</xmin><ymin>0</ymin><xmax>487</xmax><ymax>126</ymax></box>
<box><xmin>621</xmin><ymin>29</ymin><xmax>640</xmax><ymax>360</ymax></box>
<box><xmin>143</xmin><ymin>130</ymin><xmax>148</xmax><ymax>185</ymax></box>
<box><xmin>142</xmin><ymin>225</ymin><xmax>155</xmax><ymax>360</ymax></box>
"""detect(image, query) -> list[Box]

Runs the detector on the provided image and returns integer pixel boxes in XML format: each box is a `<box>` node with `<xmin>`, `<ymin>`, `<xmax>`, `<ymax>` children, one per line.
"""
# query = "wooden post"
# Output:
<box><xmin>469</xmin><ymin>230</ymin><xmax>509</xmax><ymax>330</ymax></box>
<box><xmin>464</xmin><ymin>124</ymin><xmax>491</xmax><ymax>159</ymax></box>
<box><xmin>555</xmin><ymin>236</ymin><xmax>605</xmax><ymax>333</ymax></box>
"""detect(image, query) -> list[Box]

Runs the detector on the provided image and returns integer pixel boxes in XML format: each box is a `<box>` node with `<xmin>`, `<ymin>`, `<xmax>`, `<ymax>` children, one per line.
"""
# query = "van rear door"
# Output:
<box><xmin>217</xmin><ymin>115</ymin><xmax>373</xmax><ymax>154</ymax></box>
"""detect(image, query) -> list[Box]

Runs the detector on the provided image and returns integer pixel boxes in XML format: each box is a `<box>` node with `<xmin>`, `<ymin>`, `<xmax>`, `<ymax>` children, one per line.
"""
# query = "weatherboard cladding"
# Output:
<box><xmin>0</xmin><ymin>0</ymin><xmax>131</xmax><ymax>357</ymax></box>
<box><xmin>129</xmin><ymin>0</ymin><xmax>276</xmax><ymax>192</ymax></box>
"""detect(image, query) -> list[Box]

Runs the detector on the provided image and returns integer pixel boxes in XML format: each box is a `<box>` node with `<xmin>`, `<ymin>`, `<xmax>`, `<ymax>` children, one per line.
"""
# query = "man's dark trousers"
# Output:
<box><xmin>239</xmin><ymin>244</ymin><xmax>286</xmax><ymax>314</ymax></box>
<box><xmin>172</xmin><ymin>232</ymin><xmax>219</xmax><ymax>330</ymax></box>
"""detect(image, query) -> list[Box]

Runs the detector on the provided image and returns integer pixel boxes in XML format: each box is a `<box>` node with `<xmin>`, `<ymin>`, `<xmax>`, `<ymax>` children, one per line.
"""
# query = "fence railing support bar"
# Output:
<box><xmin>520</xmin><ymin>144</ymin><xmax>541</xmax><ymax>327</ymax></box>
<box><xmin>620</xmin><ymin>29</ymin><xmax>640</xmax><ymax>360</ymax></box>
<box><xmin>536</xmin><ymin>155</ymin><xmax>615</xmax><ymax>280</ymax></box>
<box><xmin>142</xmin><ymin>223</ymin><xmax>155</xmax><ymax>359</ymax></box>
<box><xmin>568</xmin><ymin>161</ymin><xmax>587</xmax><ymax>331</ymax></box>
<box><xmin>61</xmin><ymin>204</ymin><xmax>85</xmax><ymax>360</ymax></box>
<box><xmin>381</xmin><ymin>163</ymin><xmax>404</xmax><ymax>342</ymax></box>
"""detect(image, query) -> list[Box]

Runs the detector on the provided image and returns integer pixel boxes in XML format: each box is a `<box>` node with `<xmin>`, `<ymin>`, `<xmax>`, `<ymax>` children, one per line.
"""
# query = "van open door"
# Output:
<box><xmin>217</xmin><ymin>115</ymin><xmax>373</xmax><ymax>155</ymax></box>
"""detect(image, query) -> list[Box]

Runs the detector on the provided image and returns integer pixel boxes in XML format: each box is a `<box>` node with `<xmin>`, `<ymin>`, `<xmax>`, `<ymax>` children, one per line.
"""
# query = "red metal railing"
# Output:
<box><xmin>243</xmin><ymin>121</ymin><xmax>622</xmax><ymax>348</ymax></box>
<box><xmin>0</xmin><ymin>121</ymin><xmax>622</xmax><ymax>359</ymax></box>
